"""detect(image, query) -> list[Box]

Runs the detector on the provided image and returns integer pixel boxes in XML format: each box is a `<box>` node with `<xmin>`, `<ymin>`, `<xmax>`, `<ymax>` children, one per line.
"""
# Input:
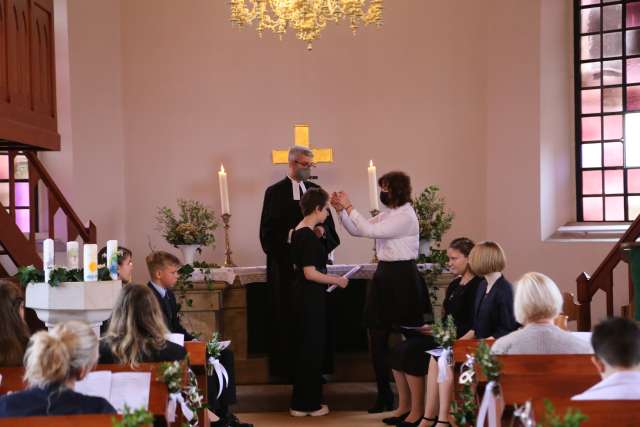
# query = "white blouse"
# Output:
<box><xmin>338</xmin><ymin>203</ymin><xmax>419</xmax><ymax>261</ymax></box>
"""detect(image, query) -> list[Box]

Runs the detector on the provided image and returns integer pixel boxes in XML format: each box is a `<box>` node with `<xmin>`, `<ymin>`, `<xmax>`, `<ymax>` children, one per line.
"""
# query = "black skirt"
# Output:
<box><xmin>364</xmin><ymin>260</ymin><xmax>429</xmax><ymax>329</ymax></box>
<box><xmin>390</xmin><ymin>334</ymin><xmax>437</xmax><ymax>376</ymax></box>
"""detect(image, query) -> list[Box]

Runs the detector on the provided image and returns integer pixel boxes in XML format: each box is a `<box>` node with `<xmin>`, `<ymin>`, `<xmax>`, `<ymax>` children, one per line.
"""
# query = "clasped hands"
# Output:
<box><xmin>330</xmin><ymin>191</ymin><xmax>352</xmax><ymax>213</ymax></box>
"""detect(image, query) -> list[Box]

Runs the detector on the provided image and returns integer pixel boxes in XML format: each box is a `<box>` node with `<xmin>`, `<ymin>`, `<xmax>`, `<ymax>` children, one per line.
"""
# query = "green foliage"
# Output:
<box><xmin>111</xmin><ymin>405</ymin><xmax>153</xmax><ymax>427</ymax></box>
<box><xmin>539</xmin><ymin>400</ymin><xmax>588</xmax><ymax>427</ymax></box>
<box><xmin>413</xmin><ymin>185</ymin><xmax>454</xmax><ymax>242</ymax></box>
<box><xmin>476</xmin><ymin>340</ymin><xmax>501</xmax><ymax>384</ymax></box>
<box><xmin>451</xmin><ymin>355</ymin><xmax>478</xmax><ymax>426</ymax></box>
<box><xmin>16</xmin><ymin>265</ymin><xmax>44</xmax><ymax>287</ymax></box>
<box><xmin>419</xmin><ymin>248</ymin><xmax>448</xmax><ymax>307</ymax></box>
<box><xmin>158</xmin><ymin>360</ymin><xmax>184</xmax><ymax>394</ymax></box>
<box><xmin>433</xmin><ymin>314</ymin><xmax>457</xmax><ymax>348</ymax></box>
<box><xmin>206</xmin><ymin>332</ymin><xmax>223</xmax><ymax>359</ymax></box>
<box><xmin>156</xmin><ymin>199</ymin><xmax>218</xmax><ymax>247</ymax></box>
<box><xmin>16</xmin><ymin>265</ymin><xmax>114</xmax><ymax>287</ymax></box>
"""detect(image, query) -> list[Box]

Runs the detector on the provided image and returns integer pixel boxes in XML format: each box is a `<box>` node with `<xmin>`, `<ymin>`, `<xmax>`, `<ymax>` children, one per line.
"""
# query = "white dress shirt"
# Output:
<box><xmin>338</xmin><ymin>203</ymin><xmax>419</xmax><ymax>261</ymax></box>
<box><xmin>288</xmin><ymin>175</ymin><xmax>307</xmax><ymax>201</ymax></box>
<box><xmin>150</xmin><ymin>281</ymin><xmax>167</xmax><ymax>298</ymax></box>
<box><xmin>572</xmin><ymin>371</ymin><xmax>640</xmax><ymax>400</ymax></box>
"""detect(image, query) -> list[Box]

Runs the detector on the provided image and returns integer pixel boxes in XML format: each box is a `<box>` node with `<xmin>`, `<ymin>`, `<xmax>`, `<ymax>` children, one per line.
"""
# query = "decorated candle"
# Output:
<box><xmin>83</xmin><ymin>244</ymin><xmax>98</xmax><ymax>282</ymax></box>
<box><xmin>106</xmin><ymin>240</ymin><xmax>118</xmax><ymax>280</ymax></box>
<box><xmin>43</xmin><ymin>239</ymin><xmax>54</xmax><ymax>284</ymax></box>
<box><xmin>66</xmin><ymin>241</ymin><xmax>79</xmax><ymax>270</ymax></box>
<box><xmin>218</xmin><ymin>164</ymin><xmax>231</xmax><ymax>215</ymax></box>
<box><xmin>368</xmin><ymin>160</ymin><xmax>379</xmax><ymax>211</ymax></box>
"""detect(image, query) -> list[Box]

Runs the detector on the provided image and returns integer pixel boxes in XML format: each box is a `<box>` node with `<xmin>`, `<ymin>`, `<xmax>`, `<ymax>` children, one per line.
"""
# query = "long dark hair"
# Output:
<box><xmin>0</xmin><ymin>280</ymin><xmax>30</xmax><ymax>366</ymax></box>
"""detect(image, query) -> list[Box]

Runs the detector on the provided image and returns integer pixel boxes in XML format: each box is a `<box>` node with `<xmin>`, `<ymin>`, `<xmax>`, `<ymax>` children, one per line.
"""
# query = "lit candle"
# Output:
<box><xmin>43</xmin><ymin>238</ymin><xmax>54</xmax><ymax>284</ymax></box>
<box><xmin>66</xmin><ymin>241</ymin><xmax>79</xmax><ymax>270</ymax></box>
<box><xmin>368</xmin><ymin>160</ymin><xmax>379</xmax><ymax>211</ymax></box>
<box><xmin>106</xmin><ymin>240</ymin><xmax>118</xmax><ymax>280</ymax></box>
<box><xmin>83</xmin><ymin>244</ymin><xmax>98</xmax><ymax>282</ymax></box>
<box><xmin>218</xmin><ymin>164</ymin><xmax>231</xmax><ymax>215</ymax></box>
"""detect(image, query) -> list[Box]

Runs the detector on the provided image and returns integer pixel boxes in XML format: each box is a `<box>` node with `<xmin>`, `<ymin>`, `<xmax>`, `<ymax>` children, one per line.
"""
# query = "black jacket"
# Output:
<box><xmin>147</xmin><ymin>282</ymin><xmax>194</xmax><ymax>341</ymax></box>
<box><xmin>98</xmin><ymin>340</ymin><xmax>186</xmax><ymax>364</ymax></box>
<box><xmin>472</xmin><ymin>275</ymin><xmax>519</xmax><ymax>339</ymax></box>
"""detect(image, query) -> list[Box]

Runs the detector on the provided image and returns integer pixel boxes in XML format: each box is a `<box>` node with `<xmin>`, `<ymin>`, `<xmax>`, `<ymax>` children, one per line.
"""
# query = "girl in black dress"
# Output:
<box><xmin>289</xmin><ymin>188</ymin><xmax>349</xmax><ymax>417</ymax></box>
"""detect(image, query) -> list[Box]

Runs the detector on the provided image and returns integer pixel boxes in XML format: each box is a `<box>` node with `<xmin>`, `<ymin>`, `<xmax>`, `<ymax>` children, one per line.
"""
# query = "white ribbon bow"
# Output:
<box><xmin>166</xmin><ymin>391</ymin><xmax>195</xmax><ymax>423</ymax></box>
<box><xmin>476</xmin><ymin>381</ymin><xmax>499</xmax><ymax>427</ymax></box>
<box><xmin>437</xmin><ymin>347</ymin><xmax>452</xmax><ymax>383</ymax></box>
<box><xmin>209</xmin><ymin>356</ymin><xmax>229</xmax><ymax>399</ymax></box>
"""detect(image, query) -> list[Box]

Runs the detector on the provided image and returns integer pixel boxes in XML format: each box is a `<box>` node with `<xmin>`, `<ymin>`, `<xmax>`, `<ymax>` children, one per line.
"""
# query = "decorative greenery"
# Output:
<box><xmin>16</xmin><ymin>265</ymin><xmax>43</xmax><ymax>287</ymax></box>
<box><xmin>432</xmin><ymin>314</ymin><xmax>457</xmax><ymax>348</ymax></box>
<box><xmin>175</xmin><ymin>261</ymin><xmax>220</xmax><ymax>308</ymax></box>
<box><xmin>157</xmin><ymin>360</ymin><xmax>205</xmax><ymax>426</ymax></box>
<box><xmin>206</xmin><ymin>332</ymin><xmax>223</xmax><ymax>360</ymax></box>
<box><xmin>539</xmin><ymin>399</ymin><xmax>588</xmax><ymax>427</ymax></box>
<box><xmin>476</xmin><ymin>340</ymin><xmax>501</xmax><ymax>385</ymax></box>
<box><xmin>111</xmin><ymin>405</ymin><xmax>153</xmax><ymax>427</ymax></box>
<box><xmin>156</xmin><ymin>199</ymin><xmax>218</xmax><ymax>247</ymax></box>
<box><xmin>419</xmin><ymin>248</ymin><xmax>448</xmax><ymax>307</ymax></box>
<box><xmin>16</xmin><ymin>265</ymin><xmax>112</xmax><ymax>287</ymax></box>
<box><xmin>413</xmin><ymin>185</ymin><xmax>454</xmax><ymax>242</ymax></box>
<box><xmin>158</xmin><ymin>360</ymin><xmax>184</xmax><ymax>394</ymax></box>
<box><xmin>450</xmin><ymin>354</ymin><xmax>478</xmax><ymax>426</ymax></box>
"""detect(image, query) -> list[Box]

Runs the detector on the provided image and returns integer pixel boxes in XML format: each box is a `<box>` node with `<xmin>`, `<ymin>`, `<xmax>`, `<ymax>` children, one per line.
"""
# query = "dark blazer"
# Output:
<box><xmin>147</xmin><ymin>282</ymin><xmax>194</xmax><ymax>341</ymax></box>
<box><xmin>0</xmin><ymin>384</ymin><xmax>115</xmax><ymax>417</ymax></box>
<box><xmin>472</xmin><ymin>275</ymin><xmax>519</xmax><ymax>339</ymax></box>
<box><xmin>98</xmin><ymin>340</ymin><xmax>187</xmax><ymax>364</ymax></box>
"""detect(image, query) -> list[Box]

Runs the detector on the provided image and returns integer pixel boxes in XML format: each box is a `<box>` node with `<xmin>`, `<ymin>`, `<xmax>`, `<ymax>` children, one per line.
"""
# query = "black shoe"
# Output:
<box><xmin>382</xmin><ymin>411</ymin><xmax>409</xmax><ymax>425</ymax></box>
<box><xmin>367</xmin><ymin>394</ymin><xmax>394</xmax><ymax>414</ymax></box>
<box><xmin>211</xmin><ymin>413</ymin><xmax>254</xmax><ymax>427</ymax></box>
<box><xmin>397</xmin><ymin>416</ymin><xmax>423</xmax><ymax>427</ymax></box>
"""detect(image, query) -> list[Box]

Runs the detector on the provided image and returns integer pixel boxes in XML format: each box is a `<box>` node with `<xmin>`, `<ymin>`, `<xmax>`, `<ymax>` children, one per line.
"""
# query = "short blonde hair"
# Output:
<box><xmin>146</xmin><ymin>251</ymin><xmax>180</xmax><ymax>277</ymax></box>
<box><xmin>24</xmin><ymin>321</ymin><xmax>98</xmax><ymax>388</ymax></box>
<box><xmin>514</xmin><ymin>272</ymin><xmax>563</xmax><ymax>324</ymax></box>
<box><xmin>468</xmin><ymin>241</ymin><xmax>506</xmax><ymax>276</ymax></box>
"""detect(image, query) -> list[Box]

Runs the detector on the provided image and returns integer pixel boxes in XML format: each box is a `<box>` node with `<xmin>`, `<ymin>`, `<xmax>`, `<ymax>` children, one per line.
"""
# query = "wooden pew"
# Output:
<box><xmin>0</xmin><ymin>414</ymin><xmax>124</xmax><ymax>427</ymax></box>
<box><xmin>452</xmin><ymin>338</ymin><xmax>495</xmax><ymax>363</ymax></box>
<box><xmin>531</xmin><ymin>398</ymin><xmax>640</xmax><ymax>427</ymax></box>
<box><xmin>184</xmin><ymin>341</ymin><xmax>208</xmax><ymax>427</ymax></box>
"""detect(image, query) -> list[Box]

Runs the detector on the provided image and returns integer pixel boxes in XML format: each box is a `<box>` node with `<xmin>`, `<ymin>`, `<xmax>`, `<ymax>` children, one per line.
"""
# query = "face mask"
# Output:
<box><xmin>380</xmin><ymin>191</ymin><xmax>391</xmax><ymax>206</ymax></box>
<box><xmin>296</xmin><ymin>167</ymin><xmax>311</xmax><ymax>181</ymax></box>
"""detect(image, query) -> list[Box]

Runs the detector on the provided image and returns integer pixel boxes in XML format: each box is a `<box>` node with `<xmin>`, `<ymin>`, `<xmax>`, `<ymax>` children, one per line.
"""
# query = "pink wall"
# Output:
<box><xmin>47</xmin><ymin>0</ymin><xmax>622</xmax><ymax>321</ymax></box>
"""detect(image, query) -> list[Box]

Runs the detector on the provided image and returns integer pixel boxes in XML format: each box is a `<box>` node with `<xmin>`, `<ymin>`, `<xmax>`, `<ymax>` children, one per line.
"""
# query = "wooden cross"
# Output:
<box><xmin>271</xmin><ymin>124</ymin><xmax>334</xmax><ymax>164</ymax></box>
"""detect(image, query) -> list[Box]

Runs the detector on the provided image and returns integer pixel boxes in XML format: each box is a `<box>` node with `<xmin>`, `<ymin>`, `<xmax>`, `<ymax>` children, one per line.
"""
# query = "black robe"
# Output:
<box><xmin>259</xmin><ymin>177</ymin><xmax>340</xmax><ymax>378</ymax></box>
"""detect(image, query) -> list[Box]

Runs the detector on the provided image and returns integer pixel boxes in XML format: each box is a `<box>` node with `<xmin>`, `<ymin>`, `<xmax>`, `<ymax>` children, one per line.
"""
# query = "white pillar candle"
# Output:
<box><xmin>83</xmin><ymin>244</ymin><xmax>98</xmax><ymax>282</ymax></box>
<box><xmin>66</xmin><ymin>241</ymin><xmax>79</xmax><ymax>270</ymax></box>
<box><xmin>43</xmin><ymin>238</ymin><xmax>54</xmax><ymax>284</ymax></box>
<box><xmin>218</xmin><ymin>164</ymin><xmax>231</xmax><ymax>215</ymax></box>
<box><xmin>106</xmin><ymin>240</ymin><xmax>118</xmax><ymax>280</ymax></box>
<box><xmin>368</xmin><ymin>160</ymin><xmax>379</xmax><ymax>211</ymax></box>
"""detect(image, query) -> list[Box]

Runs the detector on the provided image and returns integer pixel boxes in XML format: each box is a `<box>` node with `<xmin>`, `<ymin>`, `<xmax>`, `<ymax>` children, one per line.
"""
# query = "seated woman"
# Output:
<box><xmin>491</xmin><ymin>272</ymin><xmax>592</xmax><ymax>354</ymax></box>
<box><xmin>99</xmin><ymin>284</ymin><xmax>186</xmax><ymax>364</ymax></box>
<box><xmin>417</xmin><ymin>238</ymin><xmax>483</xmax><ymax>427</ymax></box>
<box><xmin>0</xmin><ymin>279</ymin><xmax>30</xmax><ymax>367</ymax></box>
<box><xmin>0</xmin><ymin>321</ymin><xmax>116</xmax><ymax>417</ymax></box>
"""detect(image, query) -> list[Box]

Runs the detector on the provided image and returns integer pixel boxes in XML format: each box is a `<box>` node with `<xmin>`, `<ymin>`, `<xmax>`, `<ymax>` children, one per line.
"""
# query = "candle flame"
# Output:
<box><xmin>220</xmin><ymin>164</ymin><xmax>225</xmax><ymax>173</ymax></box>
<box><xmin>369</xmin><ymin>160</ymin><xmax>374</xmax><ymax>167</ymax></box>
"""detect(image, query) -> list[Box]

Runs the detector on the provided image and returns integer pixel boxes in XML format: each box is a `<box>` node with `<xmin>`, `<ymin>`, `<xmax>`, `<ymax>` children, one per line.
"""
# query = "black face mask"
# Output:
<box><xmin>380</xmin><ymin>191</ymin><xmax>391</xmax><ymax>207</ymax></box>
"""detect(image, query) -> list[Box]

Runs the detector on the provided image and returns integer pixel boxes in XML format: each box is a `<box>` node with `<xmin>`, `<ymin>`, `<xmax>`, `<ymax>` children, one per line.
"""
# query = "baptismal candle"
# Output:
<box><xmin>106</xmin><ymin>240</ymin><xmax>118</xmax><ymax>280</ymax></box>
<box><xmin>83</xmin><ymin>244</ymin><xmax>98</xmax><ymax>282</ymax></box>
<box><xmin>368</xmin><ymin>160</ymin><xmax>379</xmax><ymax>211</ymax></box>
<box><xmin>66</xmin><ymin>241</ymin><xmax>79</xmax><ymax>270</ymax></box>
<box><xmin>218</xmin><ymin>164</ymin><xmax>230</xmax><ymax>215</ymax></box>
<box><xmin>43</xmin><ymin>239</ymin><xmax>54</xmax><ymax>284</ymax></box>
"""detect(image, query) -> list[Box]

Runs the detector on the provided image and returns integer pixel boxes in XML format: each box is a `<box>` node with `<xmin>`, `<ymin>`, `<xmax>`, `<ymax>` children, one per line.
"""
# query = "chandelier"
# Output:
<box><xmin>229</xmin><ymin>0</ymin><xmax>384</xmax><ymax>51</ymax></box>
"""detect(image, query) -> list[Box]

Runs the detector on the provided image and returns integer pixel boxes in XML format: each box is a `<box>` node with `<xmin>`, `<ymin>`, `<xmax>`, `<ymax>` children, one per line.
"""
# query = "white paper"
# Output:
<box><xmin>219</xmin><ymin>340</ymin><xmax>231</xmax><ymax>351</ymax></box>
<box><xmin>401</xmin><ymin>325</ymin><xmax>424</xmax><ymax>330</ymax></box>
<box><xmin>327</xmin><ymin>265</ymin><xmax>363</xmax><ymax>292</ymax></box>
<box><xmin>426</xmin><ymin>347</ymin><xmax>444</xmax><ymax>357</ymax></box>
<box><xmin>166</xmin><ymin>333</ymin><xmax>185</xmax><ymax>347</ymax></box>
<box><xmin>74</xmin><ymin>371</ymin><xmax>112</xmax><ymax>402</ymax></box>
<box><xmin>74</xmin><ymin>371</ymin><xmax>151</xmax><ymax>414</ymax></box>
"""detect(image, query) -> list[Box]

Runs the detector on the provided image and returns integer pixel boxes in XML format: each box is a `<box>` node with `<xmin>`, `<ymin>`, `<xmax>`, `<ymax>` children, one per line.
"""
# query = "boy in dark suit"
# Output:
<box><xmin>146</xmin><ymin>251</ymin><xmax>251</xmax><ymax>427</ymax></box>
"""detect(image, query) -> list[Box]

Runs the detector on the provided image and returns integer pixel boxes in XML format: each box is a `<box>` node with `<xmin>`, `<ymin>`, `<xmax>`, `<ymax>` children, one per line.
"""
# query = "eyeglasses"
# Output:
<box><xmin>294</xmin><ymin>160</ymin><xmax>316</xmax><ymax>168</ymax></box>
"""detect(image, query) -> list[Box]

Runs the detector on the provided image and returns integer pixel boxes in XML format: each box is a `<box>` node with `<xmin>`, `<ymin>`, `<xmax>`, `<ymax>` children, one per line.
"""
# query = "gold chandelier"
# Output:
<box><xmin>229</xmin><ymin>0</ymin><xmax>384</xmax><ymax>51</ymax></box>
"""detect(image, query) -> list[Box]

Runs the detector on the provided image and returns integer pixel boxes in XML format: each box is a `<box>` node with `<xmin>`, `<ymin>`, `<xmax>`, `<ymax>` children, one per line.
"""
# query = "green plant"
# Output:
<box><xmin>111</xmin><ymin>405</ymin><xmax>153</xmax><ymax>427</ymax></box>
<box><xmin>539</xmin><ymin>399</ymin><xmax>588</xmax><ymax>427</ymax></box>
<box><xmin>413</xmin><ymin>185</ymin><xmax>454</xmax><ymax>242</ymax></box>
<box><xmin>419</xmin><ymin>248</ymin><xmax>448</xmax><ymax>307</ymax></box>
<box><xmin>156</xmin><ymin>199</ymin><xmax>218</xmax><ymax>247</ymax></box>
<box><xmin>175</xmin><ymin>261</ymin><xmax>220</xmax><ymax>308</ymax></box>
<box><xmin>476</xmin><ymin>340</ymin><xmax>501</xmax><ymax>384</ymax></box>
<box><xmin>16</xmin><ymin>265</ymin><xmax>112</xmax><ymax>287</ymax></box>
<box><xmin>432</xmin><ymin>314</ymin><xmax>457</xmax><ymax>348</ymax></box>
<box><xmin>16</xmin><ymin>265</ymin><xmax>44</xmax><ymax>287</ymax></box>
<box><xmin>451</xmin><ymin>355</ymin><xmax>478</xmax><ymax>426</ymax></box>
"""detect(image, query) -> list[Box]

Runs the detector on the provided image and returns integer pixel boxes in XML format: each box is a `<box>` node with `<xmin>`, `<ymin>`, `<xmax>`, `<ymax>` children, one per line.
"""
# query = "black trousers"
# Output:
<box><xmin>207</xmin><ymin>348</ymin><xmax>237</xmax><ymax>415</ymax></box>
<box><xmin>369</xmin><ymin>327</ymin><xmax>393</xmax><ymax>399</ymax></box>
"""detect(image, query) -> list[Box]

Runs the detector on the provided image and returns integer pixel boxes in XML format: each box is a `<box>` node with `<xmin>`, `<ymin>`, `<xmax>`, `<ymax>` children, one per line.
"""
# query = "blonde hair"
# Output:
<box><xmin>24</xmin><ymin>321</ymin><xmax>98</xmax><ymax>388</ymax></box>
<box><xmin>0</xmin><ymin>280</ymin><xmax>30</xmax><ymax>367</ymax></box>
<box><xmin>468</xmin><ymin>241</ymin><xmax>506</xmax><ymax>276</ymax></box>
<box><xmin>514</xmin><ymin>272</ymin><xmax>563</xmax><ymax>324</ymax></box>
<box><xmin>103</xmin><ymin>284</ymin><xmax>169</xmax><ymax>367</ymax></box>
<box><xmin>146</xmin><ymin>251</ymin><xmax>180</xmax><ymax>278</ymax></box>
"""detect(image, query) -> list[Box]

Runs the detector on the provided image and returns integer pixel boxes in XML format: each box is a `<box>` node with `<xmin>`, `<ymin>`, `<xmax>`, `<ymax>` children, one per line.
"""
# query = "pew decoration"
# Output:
<box><xmin>158</xmin><ymin>361</ymin><xmax>204</xmax><ymax>425</ymax></box>
<box><xmin>111</xmin><ymin>404</ymin><xmax>154</xmax><ymax>427</ymax></box>
<box><xmin>512</xmin><ymin>401</ymin><xmax>535</xmax><ymax>427</ymax></box>
<box><xmin>451</xmin><ymin>353</ymin><xmax>478</xmax><ymax>426</ymax></box>
<box><xmin>17</xmin><ymin>263</ymin><xmax>112</xmax><ymax>287</ymax></box>
<box><xmin>475</xmin><ymin>340</ymin><xmax>502</xmax><ymax>427</ymax></box>
<box><xmin>538</xmin><ymin>399</ymin><xmax>587</xmax><ymax>427</ymax></box>
<box><xmin>432</xmin><ymin>314</ymin><xmax>458</xmax><ymax>383</ymax></box>
<box><xmin>206</xmin><ymin>332</ymin><xmax>231</xmax><ymax>399</ymax></box>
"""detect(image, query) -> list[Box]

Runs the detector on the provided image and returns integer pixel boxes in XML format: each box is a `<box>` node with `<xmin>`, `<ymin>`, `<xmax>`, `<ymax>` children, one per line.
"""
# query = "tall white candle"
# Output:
<box><xmin>83</xmin><ymin>244</ymin><xmax>98</xmax><ymax>282</ymax></box>
<box><xmin>368</xmin><ymin>160</ymin><xmax>379</xmax><ymax>211</ymax></box>
<box><xmin>218</xmin><ymin>164</ymin><xmax>231</xmax><ymax>215</ymax></box>
<box><xmin>66</xmin><ymin>241</ymin><xmax>79</xmax><ymax>270</ymax></box>
<box><xmin>43</xmin><ymin>238</ymin><xmax>54</xmax><ymax>284</ymax></box>
<box><xmin>106</xmin><ymin>240</ymin><xmax>118</xmax><ymax>280</ymax></box>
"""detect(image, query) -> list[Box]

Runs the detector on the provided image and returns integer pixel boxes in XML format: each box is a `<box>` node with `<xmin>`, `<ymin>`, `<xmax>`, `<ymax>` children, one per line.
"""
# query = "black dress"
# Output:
<box><xmin>98</xmin><ymin>340</ymin><xmax>187</xmax><ymax>364</ymax></box>
<box><xmin>472</xmin><ymin>275</ymin><xmax>519</xmax><ymax>339</ymax></box>
<box><xmin>290</xmin><ymin>227</ymin><xmax>334</xmax><ymax>412</ymax></box>
<box><xmin>389</xmin><ymin>276</ymin><xmax>481</xmax><ymax>376</ymax></box>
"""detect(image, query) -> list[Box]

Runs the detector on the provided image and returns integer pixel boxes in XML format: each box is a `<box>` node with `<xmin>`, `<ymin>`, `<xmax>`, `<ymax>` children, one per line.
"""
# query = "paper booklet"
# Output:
<box><xmin>74</xmin><ymin>371</ymin><xmax>151</xmax><ymax>413</ymax></box>
<box><xmin>327</xmin><ymin>265</ymin><xmax>363</xmax><ymax>293</ymax></box>
<box><xmin>166</xmin><ymin>333</ymin><xmax>185</xmax><ymax>347</ymax></box>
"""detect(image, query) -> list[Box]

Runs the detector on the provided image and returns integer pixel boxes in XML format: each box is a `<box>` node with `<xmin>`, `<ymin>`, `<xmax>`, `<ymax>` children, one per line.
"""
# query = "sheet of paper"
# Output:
<box><xmin>166</xmin><ymin>333</ymin><xmax>185</xmax><ymax>347</ymax></box>
<box><xmin>219</xmin><ymin>340</ymin><xmax>231</xmax><ymax>351</ymax></box>
<box><xmin>426</xmin><ymin>347</ymin><xmax>444</xmax><ymax>357</ymax></box>
<box><xmin>109</xmin><ymin>372</ymin><xmax>151</xmax><ymax>413</ymax></box>
<box><xmin>74</xmin><ymin>371</ymin><xmax>112</xmax><ymax>402</ymax></box>
<box><xmin>327</xmin><ymin>265</ymin><xmax>363</xmax><ymax>292</ymax></box>
<box><xmin>400</xmin><ymin>325</ymin><xmax>424</xmax><ymax>330</ymax></box>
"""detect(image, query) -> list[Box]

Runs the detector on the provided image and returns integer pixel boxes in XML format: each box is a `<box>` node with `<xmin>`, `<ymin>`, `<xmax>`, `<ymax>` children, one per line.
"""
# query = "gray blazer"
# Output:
<box><xmin>491</xmin><ymin>323</ymin><xmax>593</xmax><ymax>355</ymax></box>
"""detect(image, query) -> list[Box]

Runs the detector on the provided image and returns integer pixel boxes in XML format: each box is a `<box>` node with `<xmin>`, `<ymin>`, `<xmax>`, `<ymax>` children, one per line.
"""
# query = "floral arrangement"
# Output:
<box><xmin>207</xmin><ymin>332</ymin><xmax>223</xmax><ymax>361</ymax></box>
<box><xmin>157</xmin><ymin>360</ymin><xmax>205</xmax><ymax>426</ymax></box>
<box><xmin>413</xmin><ymin>185</ymin><xmax>454</xmax><ymax>243</ymax></box>
<box><xmin>432</xmin><ymin>314</ymin><xmax>457</xmax><ymax>349</ymax></box>
<box><xmin>450</xmin><ymin>354</ymin><xmax>478</xmax><ymax>426</ymax></box>
<box><xmin>16</xmin><ymin>264</ymin><xmax>112</xmax><ymax>287</ymax></box>
<box><xmin>111</xmin><ymin>405</ymin><xmax>153</xmax><ymax>427</ymax></box>
<box><xmin>156</xmin><ymin>199</ymin><xmax>218</xmax><ymax>247</ymax></box>
<box><xmin>476</xmin><ymin>340</ymin><xmax>501</xmax><ymax>386</ymax></box>
<box><xmin>158</xmin><ymin>361</ymin><xmax>183</xmax><ymax>394</ymax></box>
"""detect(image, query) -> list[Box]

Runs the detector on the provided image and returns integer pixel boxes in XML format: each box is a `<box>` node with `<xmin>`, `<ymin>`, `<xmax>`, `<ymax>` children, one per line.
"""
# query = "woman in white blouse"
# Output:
<box><xmin>332</xmin><ymin>171</ymin><xmax>430</xmax><ymax>420</ymax></box>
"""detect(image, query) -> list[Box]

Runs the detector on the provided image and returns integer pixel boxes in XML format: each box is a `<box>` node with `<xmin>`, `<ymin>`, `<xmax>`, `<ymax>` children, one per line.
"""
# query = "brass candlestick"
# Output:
<box><xmin>370</xmin><ymin>209</ymin><xmax>380</xmax><ymax>263</ymax></box>
<box><xmin>221</xmin><ymin>213</ymin><xmax>237</xmax><ymax>267</ymax></box>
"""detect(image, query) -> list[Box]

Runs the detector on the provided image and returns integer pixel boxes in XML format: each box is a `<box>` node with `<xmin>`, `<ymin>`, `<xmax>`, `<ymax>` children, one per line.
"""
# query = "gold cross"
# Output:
<box><xmin>271</xmin><ymin>124</ymin><xmax>334</xmax><ymax>164</ymax></box>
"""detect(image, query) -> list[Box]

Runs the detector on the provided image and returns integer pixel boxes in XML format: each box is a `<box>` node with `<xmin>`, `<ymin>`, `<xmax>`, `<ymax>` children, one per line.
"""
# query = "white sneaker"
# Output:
<box><xmin>289</xmin><ymin>405</ymin><xmax>330</xmax><ymax>417</ymax></box>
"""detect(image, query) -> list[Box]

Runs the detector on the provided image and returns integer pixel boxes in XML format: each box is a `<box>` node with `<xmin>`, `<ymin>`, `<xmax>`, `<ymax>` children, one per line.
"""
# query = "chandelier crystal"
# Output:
<box><xmin>229</xmin><ymin>0</ymin><xmax>384</xmax><ymax>51</ymax></box>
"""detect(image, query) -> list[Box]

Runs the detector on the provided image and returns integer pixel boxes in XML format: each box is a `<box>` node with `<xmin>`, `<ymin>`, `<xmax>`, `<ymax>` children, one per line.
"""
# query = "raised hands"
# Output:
<box><xmin>330</xmin><ymin>191</ymin><xmax>352</xmax><ymax>212</ymax></box>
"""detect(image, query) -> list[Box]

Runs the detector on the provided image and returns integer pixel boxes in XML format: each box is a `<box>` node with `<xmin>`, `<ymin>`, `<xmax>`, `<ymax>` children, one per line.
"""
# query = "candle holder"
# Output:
<box><xmin>370</xmin><ymin>209</ymin><xmax>380</xmax><ymax>263</ymax></box>
<box><xmin>221</xmin><ymin>213</ymin><xmax>237</xmax><ymax>267</ymax></box>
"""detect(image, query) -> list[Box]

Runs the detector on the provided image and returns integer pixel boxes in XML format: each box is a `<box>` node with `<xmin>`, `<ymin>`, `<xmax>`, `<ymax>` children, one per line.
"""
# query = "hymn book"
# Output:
<box><xmin>74</xmin><ymin>371</ymin><xmax>151</xmax><ymax>413</ymax></box>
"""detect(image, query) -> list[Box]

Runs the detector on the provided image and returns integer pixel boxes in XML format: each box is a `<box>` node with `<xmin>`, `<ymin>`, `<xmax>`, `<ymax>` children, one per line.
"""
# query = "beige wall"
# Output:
<box><xmin>48</xmin><ymin>0</ymin><xmax>621</xmax><ymax>321</ymax></box>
